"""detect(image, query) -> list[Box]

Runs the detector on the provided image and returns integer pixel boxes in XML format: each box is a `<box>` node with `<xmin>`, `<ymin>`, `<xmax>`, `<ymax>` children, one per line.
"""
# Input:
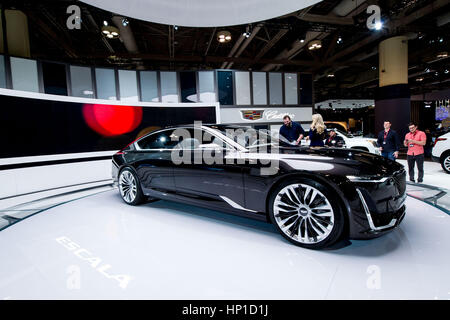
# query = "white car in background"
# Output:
<box><xmin>300</xmin><ymin>129</ymin><xmax>380</xmax><ymax>155</ymax></box>
<box><xmin>432</xmin><ymin>132</ymin><xmax>450</xmax><ymax>173</ymax></box>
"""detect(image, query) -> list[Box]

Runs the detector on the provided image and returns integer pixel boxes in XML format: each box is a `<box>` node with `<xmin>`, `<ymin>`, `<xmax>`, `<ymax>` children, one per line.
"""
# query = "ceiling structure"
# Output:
<box><xmin>1</xmin><ymin>0</ymin><xmax>449</xmax><ymax>102</ymax></box>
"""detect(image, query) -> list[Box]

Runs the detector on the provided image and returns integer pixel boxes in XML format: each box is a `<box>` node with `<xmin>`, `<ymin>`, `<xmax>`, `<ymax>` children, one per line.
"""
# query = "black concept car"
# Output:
<box><xmin>112</xmin><ymin>124</ymin><xmax>406</xmax><ymax>249</ymax></box>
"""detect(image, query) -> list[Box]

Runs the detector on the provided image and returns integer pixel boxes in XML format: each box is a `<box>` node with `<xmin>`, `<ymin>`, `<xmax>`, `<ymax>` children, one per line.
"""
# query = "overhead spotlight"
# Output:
<box><xmin>437</xmin><ymin>52</ymin><xmax>448</xmax><ymax>58</ymax></box>
<box><xmin>371</xmin><ymin>66</ymin><xmax>377</xmax><ymax>70</ymax></box>
<box><xmin>242</xmin><ymin>25</ymin><xmax>251</xmax><ymax>38</ymax></box>
<box><xmin>300</xmin><ymin>39</ymin><xmax>305</xmax><ymax>43</ymax></box>
<box><xmin>122</xmin><ymin>18</ymin><xmax>129</xmax><ymax>27</ymax></box>
<box><xmin>445</xmin><ymin>69</ymin><xmax>449</xmax><ymax>74</ymax></box>
<box><xmin>327</xmin><ymin>74</ymin><xmax>335</xmax><ymax>78</ymax></box>
<box><xmin>174</xmin><ymin>25</ymin><xmax>178</xmax><ymax>30</ymax></box>
<box><xmin>435</xmin><ymin>71</ymin><xmax>439</xmax><ymax>76</ymax></box>
<box><xmin>418</xmin><ymin>33</ymin><xmax>424</xmax><ymax>40</ymax></box>
<box><xmin>308</xmin><ymin>39</ymin><xmax>322</xmax><ymax>50</ymax></box>
<box><xmin>439</xmin><ymin>37</ymin><xmax>444</xmax><ymax>43</ymax></box>
<box><xmin>103</xmin><ymin>20</ymin><xmax>108</xmax><ymax>26</ymax></box>
<box><xmin>375</xmin><ymin>21</ymin><xmax>383</xmax><ymax>30</ymax></box>
<box><xmin>101</xmin><ymin>25</ymin><xmax>120</xmax><ymax>39</ymax></box>
<box><xmin>217</xmin><ymin>30</ymin><xmax>232</xmax><ymax>43</ymax></box>
<box><xmin>425</xmin><ymin>68</ymin><xmax>430</xmax><ymax>73</ymax></box>
<box><xmin>416</xmin><ymin>77</ymin><xmax>424</xmax><ymax>82</ymax></box>
<box><xmin>337</xmin><ymin>37</ymin><xmax>343</xmax><ymax>44</ymax></box>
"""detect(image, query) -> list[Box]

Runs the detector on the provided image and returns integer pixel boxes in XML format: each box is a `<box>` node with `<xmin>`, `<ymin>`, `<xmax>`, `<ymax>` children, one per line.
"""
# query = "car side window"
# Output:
<box><xmin>137</xmin><ymin>129</ymin><xmax>180</xmax><ymax>150</ymax></box>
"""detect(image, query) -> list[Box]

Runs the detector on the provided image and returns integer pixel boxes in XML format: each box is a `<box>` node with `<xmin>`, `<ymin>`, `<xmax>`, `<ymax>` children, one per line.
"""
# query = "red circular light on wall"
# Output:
<box><xmin>82</xmin><ymin>104</ymin><xmax>143</xmax><ymax>137</ymax></box>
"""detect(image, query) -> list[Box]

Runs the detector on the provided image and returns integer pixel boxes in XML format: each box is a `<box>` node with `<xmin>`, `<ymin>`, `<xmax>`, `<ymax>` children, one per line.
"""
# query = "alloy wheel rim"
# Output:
<box><xmin>119</xmin><ymin>171</ymin><xmax>137</xmax><ymax>203</ymax></box>
<box><xmin>273</xmin><ymin>183</ymin><xmax>334</xmax><ymax>244</ymax></box>
<box><xmin>445</xmin><ymin>156</ymin><xmax>450</xmax><ymax>172</ymax></box>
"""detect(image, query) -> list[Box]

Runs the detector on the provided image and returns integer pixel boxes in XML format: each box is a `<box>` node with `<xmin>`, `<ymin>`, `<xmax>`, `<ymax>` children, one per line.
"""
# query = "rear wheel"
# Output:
<box><xmin>268</xmin><ymin>178</ymin><xmax>345</xmax><ymax>249</ymax></box>
<box><xmin>441</xmin><ymin>152</ymin><xmax>450</xmax><ymax>174</ymax></box>
<box><xmin>118</xmin><ymin>168</ymin><xmax>146</xmax><ymax>205</ymax></box>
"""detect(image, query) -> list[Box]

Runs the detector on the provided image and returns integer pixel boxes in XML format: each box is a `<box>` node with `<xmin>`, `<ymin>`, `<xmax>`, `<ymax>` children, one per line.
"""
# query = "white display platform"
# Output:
<box><xmin>0</xmin><ymin>190</ymin><xmax>449</xmax><ymax>299</ymax></box>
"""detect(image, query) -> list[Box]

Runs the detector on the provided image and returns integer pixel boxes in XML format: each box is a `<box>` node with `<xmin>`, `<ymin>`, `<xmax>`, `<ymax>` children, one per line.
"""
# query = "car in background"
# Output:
<box><xmin>301</xmin><ymin>129</ymin><xmax>380</xmax><ymax>155</ymax></box>
<box><xmin>432</xmin><ymin>132</ymin><xmax>450</xmax><ymax>174</ymax></box>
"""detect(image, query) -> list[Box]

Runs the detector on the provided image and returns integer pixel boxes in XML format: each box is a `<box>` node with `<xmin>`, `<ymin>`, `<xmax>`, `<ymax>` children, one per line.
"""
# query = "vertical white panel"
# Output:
<box><xmin>160</xmin><ymin>71</ymin><xmax>179</xmax><ymax>103</ymax></box>
<box><xmin>284</xmin><ymin>73</ymin><xmax>298</xmax><ymax>105</ymax></box>
<box><xmin>198</xmin><ymin>71</ymin><xmax>216</xmax><ymax>103</ymax></box>
<box><xmin>70</xmin><ymin>65</ymin><xmax>94</xmax><ymax>98</ymax></box>
<box><xmin>269</xmin><ymin>72</ymin><xmax>282</xmax><ymax>105</ymax></box>
<box><xmin>118</xmin><ymin>70</ymin><xmax>139</xmax><ymax>101</ymax></box>
<box><xmin>235</xmin><ymin>71</ymin><xmax>251</xmax><ymax>105</ymax></box>
<box><xmin>10</xmin><ymin>57</ymin><xmax>39</xmax><ymax>92</ymax></box>
<box><xmin>95</xmin><ymin>68</ymin><xmax>117</xmax><ymax>100</ymax></box>
<box><xmin>252</xmin><ymin>72</ymin><xmax>267</xmax><ymax>105</ymax></box>
<box><xmin>140</xmin><ymin>71</ymin><xmax>159</xmax><ymax>102</ymax></box>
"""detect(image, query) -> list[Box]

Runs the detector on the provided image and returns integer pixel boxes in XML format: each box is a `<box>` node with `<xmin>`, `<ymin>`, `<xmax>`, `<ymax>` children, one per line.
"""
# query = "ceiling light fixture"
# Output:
<box><xmin>103</xmin><ymin>20</ymin><xmax>108</xmax><ymax>26</ymax></box>
<box><xmin>327</xmin><ymin>74</ymin><xmax>335</xmax><ymax>78</ymax></box>
<box><xmin>308</xmin><ymin>39</ymin><xmax>322</xmax><ymax>50</ymax></box>
<box><xmin>122</xmin><ymin>18</ymin><xmax>129</xmax><ymax>27</ymax></box>
<box><xmin>101</xmin><ymin>25</ymin><xmax>120</xmax><ymax>39</ymax></box>
<box><xmin>437</xmin><ymin>52</ymin><xmax>448</xmax><ymax>58</ymax></box>
<box><xmin>300</xmin><ymin>39</ymin><xmax>305</xmax><ymax>43</ymax></box>
<box><xmin>243</xmin><ymin>25</ymin><xmax>252</xmax><ymax>38</ymax></box>
<box><xmin>416</xmin><ymin>77</ymin><xmax>424</xmax><ymax>82</ymax></box>
<box><xmin>337</xmin><ymin>37</ymin><xmax>342</xmax><ymax>44</ymax></box>
<box><xmin>217</xmin><ymin>30</ymin><xmax>232</xmax><ymax>43</ymax></box>
<box><xmin>445</xmin><ymin>69</ymin><xmax>449</xmax><ymax>74</ymax></box>
<box><xmin>375</xmin><ymin>21</ymin><xmax>383</xmax><ymax>30</ymax></box>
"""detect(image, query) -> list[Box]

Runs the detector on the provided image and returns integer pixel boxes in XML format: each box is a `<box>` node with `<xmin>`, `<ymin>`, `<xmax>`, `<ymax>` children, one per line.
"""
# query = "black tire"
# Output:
<box><xmin>441</xmin><ymin>152</ymin><xmax>450</xmax><ymax>174</ymax></box>
<box><xmin>268</xmin><ymin>178</ymin><xmax>345</xmax><ymax>249</ymax></box>
<box><xmin>118</xmin><ymin>167</ymin><xmax>146</xmax><ymax>205</ymax></box>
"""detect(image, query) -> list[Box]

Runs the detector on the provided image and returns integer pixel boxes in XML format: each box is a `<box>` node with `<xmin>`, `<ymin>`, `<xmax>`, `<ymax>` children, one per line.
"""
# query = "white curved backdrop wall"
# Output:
<box><xmin>80</xmin><ymin>0</ymin><xmax>321</xmax><ymax>27</ymax></box>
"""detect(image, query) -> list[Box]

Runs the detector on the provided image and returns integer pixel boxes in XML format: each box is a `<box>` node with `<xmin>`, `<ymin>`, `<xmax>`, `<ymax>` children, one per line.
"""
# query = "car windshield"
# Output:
<box><xmin>206</xmin><ymin>125</ymin><xmax>291</xmax><ymax>149</ymax></box>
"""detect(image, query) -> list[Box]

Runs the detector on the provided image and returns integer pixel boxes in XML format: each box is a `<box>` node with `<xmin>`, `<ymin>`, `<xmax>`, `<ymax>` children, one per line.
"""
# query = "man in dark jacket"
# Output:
<box><xmin>325</xmin><ymin>129</ymin><xmax>345</xmax><ymax>147</ymax></box>
<box><xmin>377</xmin><ymin>120</ymin><xmax>401</xmax><ymax>160</ymax></box>
<box><xmin>279</xmin><ymin>115</ymin><xmax>305</xmax><ymax>145</ymax></box>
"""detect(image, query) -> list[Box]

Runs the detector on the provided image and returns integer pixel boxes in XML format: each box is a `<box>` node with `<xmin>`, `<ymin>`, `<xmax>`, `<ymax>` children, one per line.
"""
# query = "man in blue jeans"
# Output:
<box><xmin>377</xmin><ymin>120</ymin><xmax>401</xmax><ymax>160</ymax></box>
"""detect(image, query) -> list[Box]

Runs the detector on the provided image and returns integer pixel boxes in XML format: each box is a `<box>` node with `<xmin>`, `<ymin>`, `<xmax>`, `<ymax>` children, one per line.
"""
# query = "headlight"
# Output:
<box><xmin>347</xmin><ymin>175</ymin><xmax>388</xmax><ymax>183</ymax></box>
<box><xmin>367</xmin><ymin>140</ymin><xmax>378</xmax><ymax>148</ymax></box>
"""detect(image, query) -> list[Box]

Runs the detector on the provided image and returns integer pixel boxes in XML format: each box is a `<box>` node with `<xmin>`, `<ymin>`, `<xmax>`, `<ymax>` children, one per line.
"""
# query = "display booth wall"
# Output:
<box><xmin>0</xmin><ymin>89</ymin><xmax>219</xmax><ymax>200</ymax></box>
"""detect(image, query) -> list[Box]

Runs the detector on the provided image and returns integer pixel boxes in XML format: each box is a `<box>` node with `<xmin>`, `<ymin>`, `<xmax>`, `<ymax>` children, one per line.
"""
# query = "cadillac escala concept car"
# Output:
<box><xmin>112</xmin><ymin>125</ymin><xmax>406</xmax><ymax>249</ymax></box>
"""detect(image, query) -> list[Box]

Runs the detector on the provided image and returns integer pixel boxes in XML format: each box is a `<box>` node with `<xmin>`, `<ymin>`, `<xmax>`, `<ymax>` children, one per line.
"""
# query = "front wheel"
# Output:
<box><xmin>268</xmin><ymin>178</ymin><xmax>345</xmax><ymax>249</ymax></box>
<box><xmin>441</xmin><ymin>153</ymin><xmax>450</xmax><ymax>174</ymax></box>
<box><xmin>118</xmin><ymin>168</ymin><xmax>146</xmax><ymax>205</ymax></box>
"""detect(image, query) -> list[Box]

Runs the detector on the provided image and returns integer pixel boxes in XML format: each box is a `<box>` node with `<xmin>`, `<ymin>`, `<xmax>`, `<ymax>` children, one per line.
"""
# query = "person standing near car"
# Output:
<box><xmin>404</xmin><ymin>122</ymin><xmax>427</xmax><ymax>183</ymax></box>
<box><xmin>325</xmin><ymin>129</ymin><xmax>345</xmax><ymax>147</ymax></box>
<box><xmin>377</xmin><ymin>120</ymin><xmax>401</xmax><ymax>160</ymax></box>
<box><xmin>308</xmin><ymin>114</ymin><xmax>327</xmax><ymax>147</ymax></box>
<box><xmin>279</xmin><ymin>115</ymin><xmax>305</xmax><ymax>146</ymax></box>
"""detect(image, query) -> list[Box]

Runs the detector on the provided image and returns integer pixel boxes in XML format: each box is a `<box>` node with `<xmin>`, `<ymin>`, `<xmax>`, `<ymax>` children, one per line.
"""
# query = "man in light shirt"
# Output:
<box><xmin>404</xmin><ymin>122</ymin><xmax>426</xmax><ymax>183</ymax></box>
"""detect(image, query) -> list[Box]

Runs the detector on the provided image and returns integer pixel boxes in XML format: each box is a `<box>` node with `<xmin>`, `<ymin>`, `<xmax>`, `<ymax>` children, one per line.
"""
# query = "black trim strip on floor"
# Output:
<box><xmin>0</xmin><ymin>179</ymin><xmax>114</xmax><ymax>201</ymax></box>
<box><xmin>0</xmin><ymin>155</ymin><xmax>113</xmax><ymax>170</ymax></box>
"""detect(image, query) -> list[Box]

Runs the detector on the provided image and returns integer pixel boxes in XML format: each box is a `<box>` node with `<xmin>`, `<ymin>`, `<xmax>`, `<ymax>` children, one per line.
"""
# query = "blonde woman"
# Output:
<box><xmin>308</xmin><ymin>114</ymin><xmax>327</xmax><ymax>147</ymax></box>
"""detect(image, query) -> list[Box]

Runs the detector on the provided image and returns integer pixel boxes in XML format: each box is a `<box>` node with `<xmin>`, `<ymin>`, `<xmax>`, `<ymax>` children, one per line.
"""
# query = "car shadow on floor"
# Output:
<box><xmin>132</xmin><ymin>196</ymin><xmax>411</xmax><ymax>255</ymax></box>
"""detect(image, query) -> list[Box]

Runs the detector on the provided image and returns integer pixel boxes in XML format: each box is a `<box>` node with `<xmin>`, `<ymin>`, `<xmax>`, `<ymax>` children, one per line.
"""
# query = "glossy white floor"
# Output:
<box><xmin>0</xmin><ymin>189</ymin><xmax>449</xmax><ymax>300</ymax></box>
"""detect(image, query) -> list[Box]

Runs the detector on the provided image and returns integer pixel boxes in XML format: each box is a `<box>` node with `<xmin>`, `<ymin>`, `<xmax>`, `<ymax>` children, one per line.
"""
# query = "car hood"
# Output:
<box><xmin>244</xmin><ymin>145</ymin><xmax>402</xmax><ymax>176</ymax></box>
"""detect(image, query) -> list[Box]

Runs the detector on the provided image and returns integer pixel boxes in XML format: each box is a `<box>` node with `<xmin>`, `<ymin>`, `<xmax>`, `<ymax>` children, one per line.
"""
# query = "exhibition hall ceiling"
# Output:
<box><xmin>79</xmin><ymin>0</ymin><xmax>322</xmax><ymax>27</ymax></box>
<box><xmin>1</xmin><ymin>0</ymin><xmax>449</xmax><ymax>101</ymax></box>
